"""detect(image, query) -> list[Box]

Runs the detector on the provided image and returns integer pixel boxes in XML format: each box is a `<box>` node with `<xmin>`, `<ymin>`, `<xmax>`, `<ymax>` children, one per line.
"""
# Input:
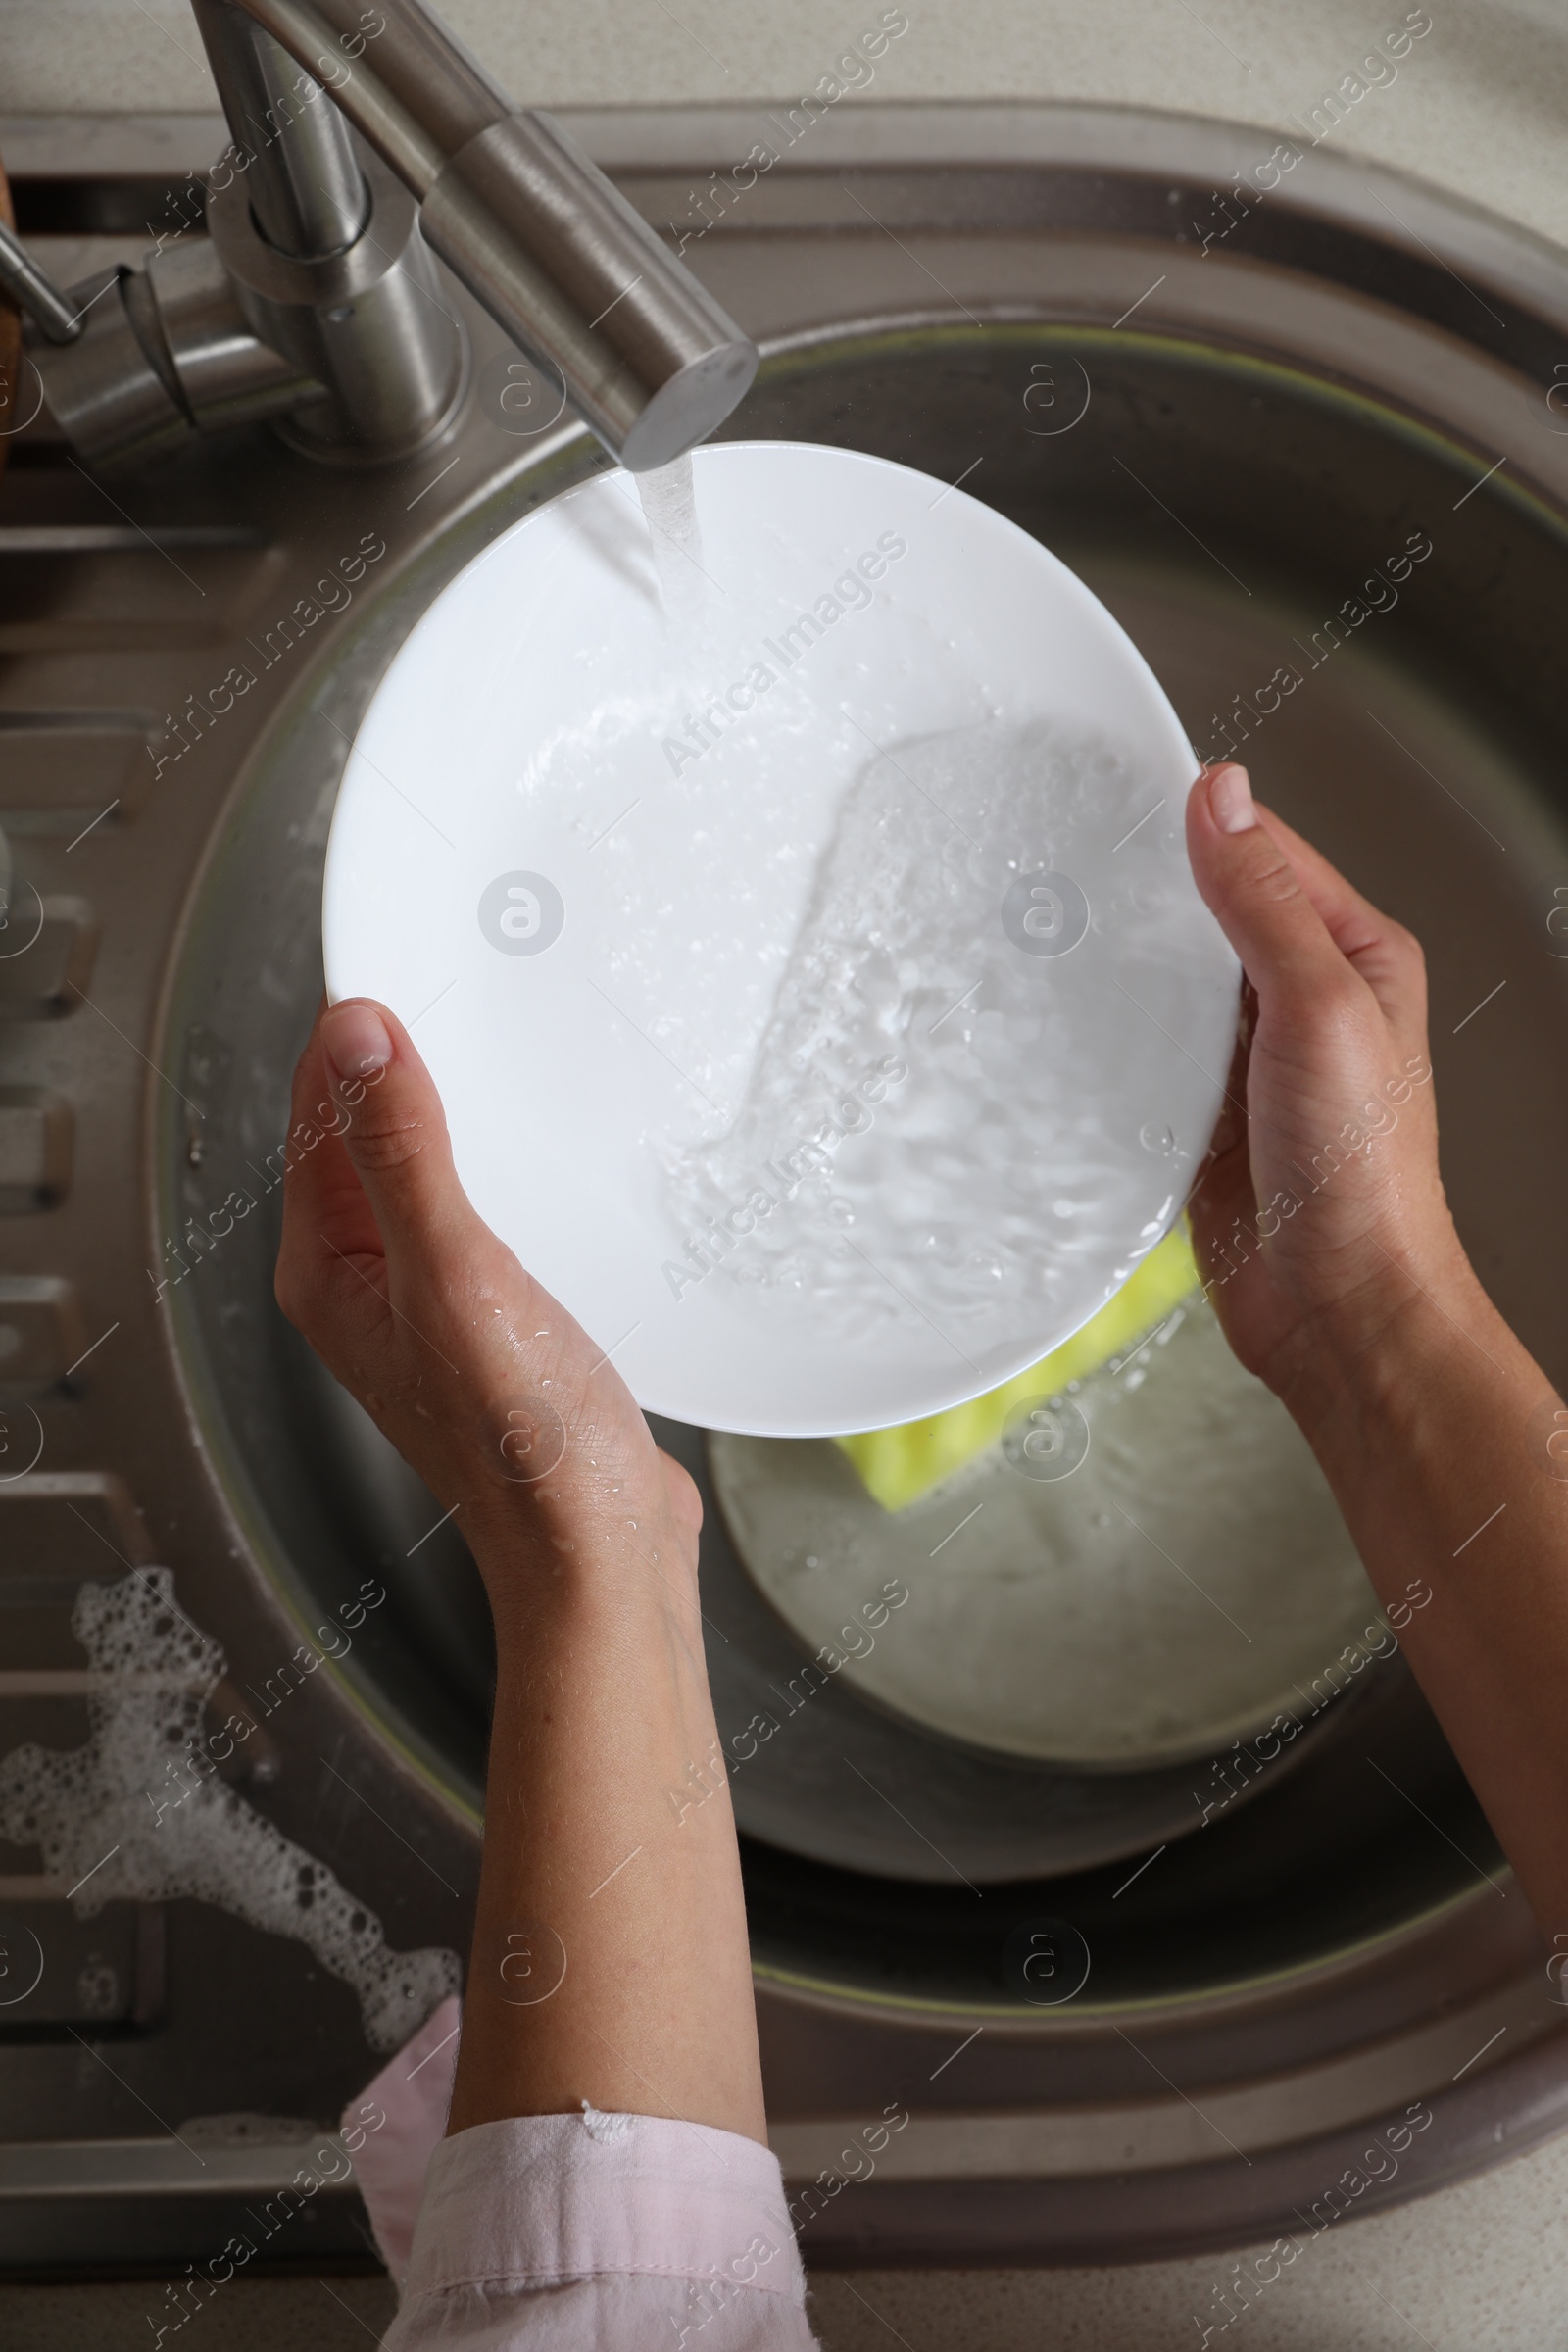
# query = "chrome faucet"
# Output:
<box><xmin>19</xmin><ymin>0</ymin><xmax>758</xmax><ymax>472</ymax></box>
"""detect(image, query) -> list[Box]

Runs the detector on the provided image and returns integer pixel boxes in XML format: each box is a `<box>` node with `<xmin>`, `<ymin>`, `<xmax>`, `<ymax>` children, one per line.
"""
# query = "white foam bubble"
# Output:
<box><xmin>0</xmin><ymin>1571</ymin><xmax>460</xmax><ymax>2053</ymax></box>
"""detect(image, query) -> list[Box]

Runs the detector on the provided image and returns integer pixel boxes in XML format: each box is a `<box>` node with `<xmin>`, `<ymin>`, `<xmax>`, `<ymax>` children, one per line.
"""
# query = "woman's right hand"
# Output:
<box><xmin>1183</xmin><ymin>761</ymin><xmax>1476</xmax><ymax>1428</ymax></box>
<box><xmin>274</xmin><ymin>999</ymin><xmax>766</xmax><ymax>2146</ymax></box>
<box><xmin>272</xmin><ymin>995</ymin><xmax>703</xmax><ymax>1636</ymax></box>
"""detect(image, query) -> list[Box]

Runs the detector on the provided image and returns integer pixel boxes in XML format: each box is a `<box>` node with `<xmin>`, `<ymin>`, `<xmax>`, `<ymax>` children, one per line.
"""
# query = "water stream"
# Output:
<box><xmin>635</xmin><ymin>452</ymin><xmax>710</xmax><ymax>632</ymax></box>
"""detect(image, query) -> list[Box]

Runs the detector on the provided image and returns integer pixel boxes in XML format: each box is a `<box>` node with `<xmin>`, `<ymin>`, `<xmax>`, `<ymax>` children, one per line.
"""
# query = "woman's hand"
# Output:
<box><xmin>274</xmin><ymin>996</ymin><xmax>701</xmax><ymax>1627</ymax></box>
<box><xmin>1186</xmin><ymin>765</ymin><xmax>1568</xmax><ymax>1952</ymax></box>
<box><xmin>275</xmin><ymin>997</ymin><xmax>766</xmax><ymax>2145</ymax></box>
<box><xmin>1184</xmin><ymin>762</ymin><xmax>1475</xmax><ymax>1427</ymax></box>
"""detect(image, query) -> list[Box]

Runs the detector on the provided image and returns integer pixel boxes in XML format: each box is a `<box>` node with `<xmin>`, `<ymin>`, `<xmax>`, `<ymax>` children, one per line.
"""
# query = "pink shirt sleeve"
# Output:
<box><xmin>384</xmin><ymin>2109</ymin><xmax>818</xmax><ymax>2348</ymax></box>
<box><xmin>343</xmin><ymin>2001</ymin><xmax>819</xmax><ymax>2350</ymax></box>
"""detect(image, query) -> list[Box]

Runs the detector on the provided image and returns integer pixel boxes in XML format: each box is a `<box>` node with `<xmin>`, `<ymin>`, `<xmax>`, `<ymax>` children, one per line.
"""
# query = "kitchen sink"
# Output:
<box><xmin>3</xmin><ymin>100</ymin><xmax>1568</xmax><ymax>2275</ymax></box>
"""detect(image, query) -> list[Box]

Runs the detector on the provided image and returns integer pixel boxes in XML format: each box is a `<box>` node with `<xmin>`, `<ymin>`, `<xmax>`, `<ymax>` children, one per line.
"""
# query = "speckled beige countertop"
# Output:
<box><xmin>1</xmin><ymin>2127</ymin><xmax>1567</xmax><ymax>2348</ymax></box>
<box><xmin>9</xmin><ymin>0</ymin><xmax>1568</xmax><ymax>250</ymax></box>
<box><xmin>3</xmin><ymin>3</ymin><xmax>1566</xmax><ymax>2344</ymax></box>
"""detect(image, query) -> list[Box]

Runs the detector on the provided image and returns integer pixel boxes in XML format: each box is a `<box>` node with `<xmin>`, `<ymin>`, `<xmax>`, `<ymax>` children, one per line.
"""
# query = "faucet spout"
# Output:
<box><xmin>234</xmin><ymin>0</ymin><xmax>759</xmax><ymax>468</ymax></box>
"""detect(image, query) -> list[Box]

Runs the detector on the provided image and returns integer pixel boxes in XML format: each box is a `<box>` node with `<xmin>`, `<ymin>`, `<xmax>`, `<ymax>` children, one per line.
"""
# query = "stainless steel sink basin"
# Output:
<box><xmin>4</xmin><ymin>100</ymin><xmax>1568</xmax><ymax>2274</ymax></box>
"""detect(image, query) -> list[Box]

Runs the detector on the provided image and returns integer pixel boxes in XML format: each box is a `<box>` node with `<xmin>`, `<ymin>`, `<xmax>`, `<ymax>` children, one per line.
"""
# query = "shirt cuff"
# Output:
<box><xmin>341</xmin><ymin>1991</ymin><xmax>461</xmax><ymax>2281</ymax></box>
<box><xmin>394</xmin><ymin>2107</ymin><xmax>808</xmax><ymax>2309</ymax></box>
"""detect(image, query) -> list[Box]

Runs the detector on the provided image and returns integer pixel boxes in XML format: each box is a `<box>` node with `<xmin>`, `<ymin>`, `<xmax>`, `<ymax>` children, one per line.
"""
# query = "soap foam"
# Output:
<box><xmin>0</xmin><ymin>1571</ymin><xmax>459</xmax><ymax>2053</ymax></box>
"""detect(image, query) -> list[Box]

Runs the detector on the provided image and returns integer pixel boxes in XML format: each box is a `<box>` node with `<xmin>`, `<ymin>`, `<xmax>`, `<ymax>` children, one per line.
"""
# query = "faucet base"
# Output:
<box><xmin>207</xmin><ymin>147</ymin><xmax>469</xmax><ymax>467</ymax></box>
<box><xmin>33</xmin><ymin>253</ymin><xmax>320</xmax><ymax>473</ymax></box>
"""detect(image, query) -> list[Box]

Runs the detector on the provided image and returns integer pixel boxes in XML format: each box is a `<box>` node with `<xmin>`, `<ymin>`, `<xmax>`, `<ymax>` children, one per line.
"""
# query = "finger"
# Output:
<box><xmin>275</xmin><ymin>999</ymin><xmax>396</xmax><ymax>1353</ymax></box>
<box><xmin>282</xmin><ymin>998</ymin><xmax>384</xmax><ymax>1263</ymax></box>
<box><xmin>1202</xmin><ymin>979</ymin><xmax>1254</xmax><ymax>1163</ymax></box>
<box><xmin>317</xmin><ymin>997</ymin><xmax>477</xmax><ymax>1289</ymax></box>
<box><xmin>1186</xmin><ymin>766</ymin><xmax>1364</xmax><ymax>1011</ymax></box>
<box><xmin>1188</xmin><ymin>1006</ymin><xmax>1257</xmax><ymax>1288</ymax></box>
<box><xmin>1187</xmin><ymin>1134</ymin><xmax>1256</xmax><ymax>1291</ymax></box>
<box><xmin>1250</xmin><ymin>804</ymin><xmax>1426</xmax><ymax>1038</ymax></box>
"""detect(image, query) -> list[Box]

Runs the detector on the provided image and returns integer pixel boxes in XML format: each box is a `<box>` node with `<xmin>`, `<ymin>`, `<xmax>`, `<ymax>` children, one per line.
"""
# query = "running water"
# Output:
<box><xmin>658</xmin><ymin>715</ymin><xmax>1201</xmax><ymax>1340</ymax></box>
<box><xmin>635</xmin><ymin>452</ymin><xmax>710</xmax><ymax>631</ymax></box>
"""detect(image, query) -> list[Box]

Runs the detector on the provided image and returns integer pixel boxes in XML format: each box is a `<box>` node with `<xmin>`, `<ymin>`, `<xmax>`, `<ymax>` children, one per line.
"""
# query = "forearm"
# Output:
<box><xmin>1295</xmin><ymin>1263</ymin><xmax>1568</xmax><ymax>1937</ymax></box>
<box><xmin>446</xmin><ymin>1522</ymin><xmax>766</xmax><ymax>2144</ymax></box>
<box><xmin>274</xmin><ymin>1004</ymin><xmax>767</xmax><ymax>2149</ymax></box>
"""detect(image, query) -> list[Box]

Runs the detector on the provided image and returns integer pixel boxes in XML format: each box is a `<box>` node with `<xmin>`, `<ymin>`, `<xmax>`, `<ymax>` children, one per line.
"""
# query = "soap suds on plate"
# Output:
<box><xmin>0</xmin><ymin>1571</ymin><xmax>459</xmax><ymax>2053</ymax></box>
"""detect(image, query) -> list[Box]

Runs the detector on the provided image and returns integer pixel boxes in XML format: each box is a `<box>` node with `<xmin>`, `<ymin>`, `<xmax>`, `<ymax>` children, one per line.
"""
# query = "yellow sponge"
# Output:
<box><xmin>835</xmin><ymin>1223</ymin><xmax>1200</xmax><ymax>1511</ymax></box>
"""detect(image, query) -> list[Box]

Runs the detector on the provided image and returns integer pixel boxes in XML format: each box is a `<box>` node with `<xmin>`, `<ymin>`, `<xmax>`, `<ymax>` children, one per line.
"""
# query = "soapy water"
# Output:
<box><xmin>659</xmin><ymin>713</ymin><xmax>1215</xmax><ymax>1342</ymax></box>
<box><xmin>711</xmin><ymin>1295</ymin><xmax>1377</xmax><ymax>1766</ymax></box>
<box><xmin>0</xmin><ymin>1572</ymin><xmax>459</xmax><ymax>2053</ymax></box>
<box><xmin>510</xmin><ymin>501</ymin><xmax>952</xmax><ymax>1128</ymax></box>
<box><xmin>485</xmin><ymin>461</ymin><xmax>1227</xmax><ymax>1362</ymax></box>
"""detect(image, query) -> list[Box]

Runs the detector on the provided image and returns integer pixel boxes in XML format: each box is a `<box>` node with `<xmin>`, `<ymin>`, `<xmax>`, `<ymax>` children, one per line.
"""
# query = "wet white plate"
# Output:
<box><xmin>322</xmin><ymin>441</ymin><xmax>1239</xmax><ymax>1436</ymax></box>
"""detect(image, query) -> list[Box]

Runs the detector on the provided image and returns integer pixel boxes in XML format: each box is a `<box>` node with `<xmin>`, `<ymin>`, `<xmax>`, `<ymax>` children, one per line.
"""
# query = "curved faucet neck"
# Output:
<box><xmin>192</xmin><ymin>0</ymin><xmax>369</xmax><ymax>262</ymax></box>
<box><xmin>235</xmin><ymin>0</ymin><xmax>512</xmax><ymax>196</ymax></box>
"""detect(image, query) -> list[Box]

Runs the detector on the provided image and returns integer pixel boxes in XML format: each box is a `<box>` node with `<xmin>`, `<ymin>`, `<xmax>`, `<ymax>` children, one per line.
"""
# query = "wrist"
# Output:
<box><xmin>1274</xmin><ymin>1241</ymin><xmax>1510</xmax><ymax>1457</ymax></box>
<box><xmin>466</xmin><ymin>1494</ymin><xmax>700</xmax><ymax>1655</ymax></box>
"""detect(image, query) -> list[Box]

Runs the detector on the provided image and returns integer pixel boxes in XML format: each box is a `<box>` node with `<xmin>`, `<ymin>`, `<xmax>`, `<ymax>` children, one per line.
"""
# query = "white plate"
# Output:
<box><xmin>322</xmin><ymin>441</ymin><xmax>1239</xmax><ymax>1437</ymax></box>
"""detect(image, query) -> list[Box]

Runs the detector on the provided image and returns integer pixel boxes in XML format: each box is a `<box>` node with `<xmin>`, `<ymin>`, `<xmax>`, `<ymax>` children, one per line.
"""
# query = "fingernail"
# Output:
<box><xmin>1208</xmin><ymin>763</ymin><xmax>1256</xmax><ymax>834</ymax></box>
<box><xmin>321</xmin><ymin>1001</ymin><xmax>393</xmax><ymax>1083</ymax></box>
